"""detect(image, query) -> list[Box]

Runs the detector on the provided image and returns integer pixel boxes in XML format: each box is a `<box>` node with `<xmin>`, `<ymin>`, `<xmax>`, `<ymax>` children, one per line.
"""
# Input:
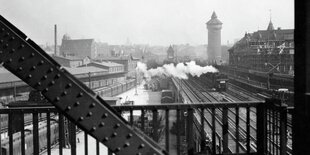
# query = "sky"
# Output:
<box><xmin>0</xmin><ymin>0</ymin><xmax>294</xmax><ymax>46</ymax></box>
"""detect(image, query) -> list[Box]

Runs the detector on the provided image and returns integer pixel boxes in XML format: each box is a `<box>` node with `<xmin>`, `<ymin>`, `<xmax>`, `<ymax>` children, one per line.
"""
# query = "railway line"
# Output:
<box><xmin>176</xmin><ymin>75</ymin><xmax>291</xmax><ymax>154</ymax></box>
<box><xmin>196</xmin><ymin>75</ymin><xmax>292</xmax><ymax>131</ymax></box>
<box><xmin>227</xmin><ymin>82</ymin><xmax>293</xmax><ymax>154</ymax></box>
<box><xmin>185</xmin><ymin>78</ymin><xmax>256</xmax><ymax>153</ymax></box>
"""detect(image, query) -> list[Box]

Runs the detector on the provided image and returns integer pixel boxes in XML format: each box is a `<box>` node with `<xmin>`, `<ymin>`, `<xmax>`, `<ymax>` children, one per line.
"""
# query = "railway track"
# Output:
<box><xmin>228</xmin><ymin>82</ymin><xmax>293</xmax><ymax>155</ymax></box>
<box><xmin>181</xmin><ymin>79</ymin><xmax>242</xmax><ymax>153</ymax></box>
<box><xmin>186</xmin><ymin>78</ymin><xmax>256</xmax><ymax>153</ymax></box>
<box><xmin>180</xmin><ymin>76</ymin><xmax>292</xmax><ymax>154</ymax></box>
<box><xmin>178</xmin><ymin>79</ymin><xmax>233</xmax><ymax>153</ymax></box>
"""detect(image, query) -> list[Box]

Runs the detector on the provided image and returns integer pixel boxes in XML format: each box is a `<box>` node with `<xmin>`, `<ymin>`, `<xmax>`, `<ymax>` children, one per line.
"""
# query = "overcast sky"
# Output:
<box><xmin>0</xmin><ymin>0</ymin><xmax>294</xmax><ymax>46</ymax></box>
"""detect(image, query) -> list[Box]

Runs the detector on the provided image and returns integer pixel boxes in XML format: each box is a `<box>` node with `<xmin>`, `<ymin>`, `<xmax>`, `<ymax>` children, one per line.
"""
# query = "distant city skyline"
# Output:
<box><xmin>1</xmin><ymin>0</ymin><xmax>294</xmax><ymax>46</ymax></box>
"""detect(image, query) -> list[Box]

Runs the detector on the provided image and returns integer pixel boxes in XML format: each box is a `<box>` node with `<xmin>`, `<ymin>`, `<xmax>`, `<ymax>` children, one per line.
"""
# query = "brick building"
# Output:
<box><xmin>60</xmin><ymin>35</ymin><xmax>97</xmax><ymax>59</ymax></box>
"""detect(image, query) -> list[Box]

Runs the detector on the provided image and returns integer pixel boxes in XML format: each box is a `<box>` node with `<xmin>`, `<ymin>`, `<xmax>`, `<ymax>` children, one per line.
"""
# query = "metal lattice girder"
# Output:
<box><xmin>0</xmin><ymin>15</ymin><xmax>166</xmax><ymax>155</ymax></box>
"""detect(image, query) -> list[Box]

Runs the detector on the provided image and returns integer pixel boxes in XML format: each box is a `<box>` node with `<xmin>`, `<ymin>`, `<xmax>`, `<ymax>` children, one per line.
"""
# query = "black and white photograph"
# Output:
<box><xmin>0</xmin><ymin>0</ymin><xmax>307</xmax><ymax>155</ymax></box>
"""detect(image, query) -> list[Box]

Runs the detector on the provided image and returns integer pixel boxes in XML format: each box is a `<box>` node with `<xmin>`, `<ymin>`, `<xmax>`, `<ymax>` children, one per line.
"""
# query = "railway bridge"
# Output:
<box><xmin>0</xmin><ymin>15</ymin><xmax>296</xmax><ymax>155</ymax></box>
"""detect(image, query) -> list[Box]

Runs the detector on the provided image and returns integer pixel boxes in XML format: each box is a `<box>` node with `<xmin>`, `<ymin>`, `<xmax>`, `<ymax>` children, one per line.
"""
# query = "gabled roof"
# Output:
<box><xmin>251</xmin><ymin>29</ymin><xmax>294</xmax><ymax>41</ymax></box>
<box><xmin>229</xmin><ymin>27</ymin><xmax>294</xmax><ymax>52</ymax></box>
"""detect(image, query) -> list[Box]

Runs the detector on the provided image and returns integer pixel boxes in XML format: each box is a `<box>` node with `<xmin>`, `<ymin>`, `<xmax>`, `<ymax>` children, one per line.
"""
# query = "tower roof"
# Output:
<box><xmin>267</xmin><ymin>20</ymin><xmax>275</xmax><ymax>31</ymax></box>
<box><xmin>167</xmin><ymin>45</ymin><xmax>174</xmax><ymax>54</ymax></box>
<box><xmin>206</xmin><ymin>11</ymin><xmax>222</xmax><ymax>25</ymax></box>
<box><xmin>211</xmin><ymin>11</ymin><xmax>217</xmax><ymax>19</ymax></box>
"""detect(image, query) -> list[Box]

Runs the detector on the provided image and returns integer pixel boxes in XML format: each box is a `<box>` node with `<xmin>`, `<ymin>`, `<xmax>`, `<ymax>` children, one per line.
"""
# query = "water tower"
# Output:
<box><xmin>206</xmin><ymin>11</ymin><xmax>223</xmax><ymax>63</ymax></box>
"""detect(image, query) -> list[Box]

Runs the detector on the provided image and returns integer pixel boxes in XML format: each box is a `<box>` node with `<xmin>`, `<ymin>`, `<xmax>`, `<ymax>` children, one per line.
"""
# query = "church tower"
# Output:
<box><xmin>206</xmin><ymin>11</ymin><xmax>223</xmax><ymax>63</ymax></box>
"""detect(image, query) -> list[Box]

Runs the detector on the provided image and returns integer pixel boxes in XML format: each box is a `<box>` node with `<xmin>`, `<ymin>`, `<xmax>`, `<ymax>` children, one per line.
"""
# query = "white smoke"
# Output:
<box><xmin>136</xmin><ymin>61</ymin><xmax>218</xmax><ymax>80</ymax></box>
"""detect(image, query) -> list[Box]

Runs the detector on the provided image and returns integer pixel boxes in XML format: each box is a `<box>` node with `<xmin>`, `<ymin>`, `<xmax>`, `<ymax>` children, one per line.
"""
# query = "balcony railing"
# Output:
<box><xmin>0</xmin><ymin>100</ymin><xmax>289</xmax><ymax>155</ymax></box>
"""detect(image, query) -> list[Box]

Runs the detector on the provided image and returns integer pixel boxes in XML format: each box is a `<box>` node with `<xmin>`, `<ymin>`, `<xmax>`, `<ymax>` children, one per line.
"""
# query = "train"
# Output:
<box><xmin>144</xmin><ymin>77</ymin><xmax>170</xmax><ymax>92</ymax></box>
<box><xmin>201</xmin><ymin>73</ymin><xmax>228</xmax><ymax>91</ymax></box>
<box><xmin>93</xmin><ymin>79</ymin><xmax>136</xmax><ymax>97</ymax></box>
<box><xmin>1</xmin><ymin>122</ymin><xmax>59</xmax><ymax>155</ymax></box>
<box><xmin>161</xmin><ymin>90</ymin><xmax>174</xmax><ymax>104</ymax></box>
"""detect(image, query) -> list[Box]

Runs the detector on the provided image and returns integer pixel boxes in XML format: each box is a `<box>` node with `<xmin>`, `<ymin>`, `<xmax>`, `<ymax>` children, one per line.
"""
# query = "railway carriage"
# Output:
<box><xmin>1</xmin><ymin>123</ymin><xmax>59</xmax><ymax>155</ymax></box>
<box><xmin>93</xmin><ymin>79</ymin><xmax>136</xmax><ymax>97</ymax></box>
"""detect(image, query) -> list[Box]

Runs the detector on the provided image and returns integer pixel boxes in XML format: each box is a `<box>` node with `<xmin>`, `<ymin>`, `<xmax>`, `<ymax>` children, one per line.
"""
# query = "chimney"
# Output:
<box><xmin>54</xmin><ymin>24</ymin><xmax>57</xmax><ymax>56</ymax></box>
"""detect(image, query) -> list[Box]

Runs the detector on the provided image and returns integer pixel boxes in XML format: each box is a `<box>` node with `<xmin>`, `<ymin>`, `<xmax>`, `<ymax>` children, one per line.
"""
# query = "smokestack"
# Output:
<box><xmin>54</xmin><ymin>24</ymin><xmax>57</xmax><ymax>56</ymax></box>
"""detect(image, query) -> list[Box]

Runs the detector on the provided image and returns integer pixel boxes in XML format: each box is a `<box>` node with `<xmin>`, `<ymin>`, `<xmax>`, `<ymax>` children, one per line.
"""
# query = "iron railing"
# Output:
<box><xmin>0</xmin><ymin>100</ymin><xmax>289</xmax><ymax>155</ymax></box>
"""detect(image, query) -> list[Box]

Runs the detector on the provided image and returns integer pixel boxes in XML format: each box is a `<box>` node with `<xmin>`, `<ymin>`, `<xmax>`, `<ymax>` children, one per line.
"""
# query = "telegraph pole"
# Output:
<box><xmin>265</xmin><ymin>62</ymin><xmax>280</xmax><ymax>90</ymax></box>
<box><xmin>135</xmin><ymin>70</ymin><xmax>138</xmax><ymax>95</ymax></box>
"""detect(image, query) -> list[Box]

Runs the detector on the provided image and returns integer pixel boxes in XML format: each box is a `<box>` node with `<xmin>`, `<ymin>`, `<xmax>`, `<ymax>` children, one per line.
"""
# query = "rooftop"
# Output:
<box><xmin>0</xmin><ymin>67</ymin><xmax>20</xmax><ymax>83</ymax></box>
<box><xmin>206</xmin><ymin>11</ymin><xmax>223</xmax><ymax>25</ymax></box>
<box><xmin>99</xmin><ymin>61</ymin><xmax>124</xmax><ymax>67</ymax></box>
<box><xmin>63</xmin><ymin>66</ymin><xmax>107</xmax><ymax>75</ymax></box>
<box><xmin>229</xmin><ymin>21</ymin><xmax>294</xmax><ymax>52</ymax></box>
<box><xmin>60</xmin><ymin>39</ymin><xmax>94</xmax><ymax>52</ymax></box>
<box><xmin>0</xmin><ymin>66</ymin><xmax>108</xmax><ymax>84</ymax></box>
<box><xmin>96</xmin><ymin>55</ymin><xmax>140</xmax><ymax>61</ymax></box>
<box><xmin>52</xmin><ymin>55</ymin><xmax>90</xmax><ymax>61</ymax></box>
<box><xmin>81</xmin><ymin>61</ymin><xmax>124</xmax><ymax>68</ymax></box>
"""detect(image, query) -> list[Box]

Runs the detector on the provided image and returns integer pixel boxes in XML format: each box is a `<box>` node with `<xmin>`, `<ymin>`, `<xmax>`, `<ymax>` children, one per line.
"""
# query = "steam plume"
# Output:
<box><xmin>136</xmin><ymin>61</ymin><xmax>218</xmax><ymax>80</ymax></box>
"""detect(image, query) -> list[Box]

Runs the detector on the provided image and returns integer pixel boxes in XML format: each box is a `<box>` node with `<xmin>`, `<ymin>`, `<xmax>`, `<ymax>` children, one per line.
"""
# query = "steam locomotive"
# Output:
<box><xmin>161</xmin><ymin>90</ymin><xmax>174</xmax><ymax>104</ymax></box>
<box><xmin>202</xmin><ymin>73</ymin><xmax>228</xmax><ymax>91</ymax></box>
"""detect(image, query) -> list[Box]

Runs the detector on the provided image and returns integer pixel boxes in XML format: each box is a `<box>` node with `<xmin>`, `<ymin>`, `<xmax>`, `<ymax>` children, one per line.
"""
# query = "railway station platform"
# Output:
<box><xmin>40</xmin><ymin>81</ymin><xmax>170</xmax><ymax>155</ymax></box>
<box><xmin>116</xmin><ymin>81</ymin><xmax>161</xmax><ymax>106</ymax></box>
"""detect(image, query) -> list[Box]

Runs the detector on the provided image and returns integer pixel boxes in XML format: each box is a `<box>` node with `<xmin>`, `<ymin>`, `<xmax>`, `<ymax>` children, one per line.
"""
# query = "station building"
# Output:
<box><xmin>52</xmin><ymin>55</ymin><xmax>91</xmax><ymax>68</ymax></box>
<box><xmin>228</xmin><ymin>20</ymin><xmax>294</xmax><ymax>75</ymax></box>
<box><xmin>95</xmin><ymin>55</ymin><xmax>139</xmax><ymax>79</ymax></box>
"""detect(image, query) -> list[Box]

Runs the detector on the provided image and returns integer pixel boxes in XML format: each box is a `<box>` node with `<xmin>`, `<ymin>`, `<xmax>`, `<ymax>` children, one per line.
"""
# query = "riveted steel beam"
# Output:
<box><xmin>0</xmin><ymin>15</ymin><xmax>166</xmax><ymax>155</ymax></box>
